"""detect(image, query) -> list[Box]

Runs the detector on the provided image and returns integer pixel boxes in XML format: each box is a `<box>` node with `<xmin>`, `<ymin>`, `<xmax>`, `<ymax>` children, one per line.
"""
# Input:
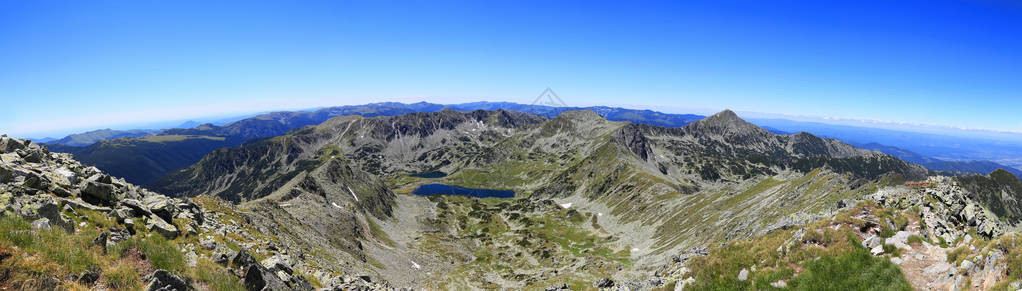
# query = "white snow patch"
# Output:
<box><xmin>632</xmin><ymin>248</ymin><xmax>640</xmax><ymax>252</ymax></box>
<box><xmin>347</xmin><ymin>186</ymin><xmax>359</xmax><ymax>202</ymax></box>
<box><xmin>411</xmin><ymin>260</ymin><xmax>421</xmax><ymax>270</ymax></box>
<box><xmin>597</xmin><ymin>213</ymin><xmax>603</xmax><ymax>217</ymax></box>
<box><xmin>559</xmin><ymin>202</ymin><xmax>573</xmax><ymax>209</ymax></box>
<box><xmin>332</xmin><ymin>202</ymin><xmax>342</xmax><ymax>209</ymax></box>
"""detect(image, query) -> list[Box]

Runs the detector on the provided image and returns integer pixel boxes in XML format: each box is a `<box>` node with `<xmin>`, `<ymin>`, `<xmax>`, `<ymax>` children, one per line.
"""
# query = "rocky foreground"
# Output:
<box><xmin>644</xmin><ymin>176</ymin><xmax>1022</xmax><ymax>290</ymax></box>
<box><xmin>0</xmin><ymin>135</ymin><xmax>382</xmax><ymax>290</ymax></box>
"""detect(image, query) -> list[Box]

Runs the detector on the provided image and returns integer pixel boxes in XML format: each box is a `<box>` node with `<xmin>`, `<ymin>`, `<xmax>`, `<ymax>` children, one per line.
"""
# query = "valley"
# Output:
<box><xmin>2</xmin><ymin>108</ymin><xmax>1022</xmax><ymax>290</ymax></box>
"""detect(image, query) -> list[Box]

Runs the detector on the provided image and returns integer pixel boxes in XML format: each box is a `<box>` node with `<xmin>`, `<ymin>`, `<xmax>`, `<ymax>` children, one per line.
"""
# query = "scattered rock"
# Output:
<box><xmin>232</xmin><ymin>249</ymin><xmax>258</xmax><ymax>268</ymax></box>
<box><xmin>199</xmin><ymin>236</ymin><xmax>219</xmax><ymax>250</ymax></box>
<box><xmin>185</xmin><ymin>250</ymin><xmax>198</xmax><ymax>268</ymax></box>
<box><xmin>214</xmin><ymin>248</ymin><xmax>236</xmax><ymax>266</ymax></box>
<box><xmin>870</xmin><ymin>245</ymin><xmax>884</xmax><ymax>256</ymax></box>
<box><xmin>862</xmin><ymin>235</ymin><xmax>882</xmax><ymax>249</ymax></box>
<box><xmin>243</xmin><ymin>264</ymin><xmax>289</xmax><ymax>291</ymax></box>
<box><xmin>146</xmin><ymin>217</ymin><xmax>180</xmax><ymax>239</ymax></box>
<box><xmin>770</xmin><ymin>280</ymin><xmax>787</xmax><ymax>288</ymax></box>
<box><xmin>737</xmin><ymin>268</ymin><xmax>749</xmax><ymax>281</ymax></box>
<box><xmin>82</xmin><ymin>181</ymin><xmax>120</xmax><ymax>205</ymax></box>
<box><xmin>144</xmin><ymin>269</ymin><xmax>192</xmax><ymax>291</ymax></box>
<box><xmin>78</xmin><ymin>270</ymin><xmax>100</xmax><ymax>285</ymax></box>
<box><xmin>261</xmin><ymin>254</ymin><xmax>294</xmax><ymax>275</ymax></box>
<box><xmin>31</xmin><ymin>218</ymin><xmax>51</xmax><ymax>231</ymax></box>
<box><xmin>594</xmin><ymin>278</ymin><xmax>614</xmax><ymax>288</ymax></box>
<box><xmin>960</xmin><ymin>259</ymin><xmax>975</xmax><ymax>275</ymax></box>
<box><xmin>92</xmin><ymin>231</ymin><xmax>109</xmax><ymax>254</ymax></box>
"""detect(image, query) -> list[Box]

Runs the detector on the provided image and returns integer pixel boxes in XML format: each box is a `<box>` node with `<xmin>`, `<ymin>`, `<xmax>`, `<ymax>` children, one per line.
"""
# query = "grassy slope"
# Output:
<box><xmin>677</xmin><ymin>202</ymin><xmax>913</xmax><ymax>291</ymax></box>
<box><xmin>0</xmin><ymin>210</ymin><xmax>243</xmax><ymax>291</ymax></box>
<box><xmin>418</xmin><ymin>196</ymin><xmax>630</xmax><ymax>289</ymax></box>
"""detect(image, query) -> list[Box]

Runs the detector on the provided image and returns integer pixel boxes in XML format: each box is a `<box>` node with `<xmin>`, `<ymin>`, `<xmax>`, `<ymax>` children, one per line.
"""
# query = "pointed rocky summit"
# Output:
<box><xmin>682</xmin><ymin>109</ymin><xmax>772</xmax><ymax>144</ymax></box>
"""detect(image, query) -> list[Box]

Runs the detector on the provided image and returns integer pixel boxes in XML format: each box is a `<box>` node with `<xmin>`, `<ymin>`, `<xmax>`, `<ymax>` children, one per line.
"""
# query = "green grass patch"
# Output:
<box><xmin>788</xmin><ymin>246</ymin><xmax>912</xmax><ymax>290</ymax></box>
<box><xmin>103</xmin><ymin>261</ymin><xmax>142</xmax><ymax>290</ymax></box>
<box><xmin>907</xmin><ymin>235</ymin><xmax>925</xmax><ymax>245</ymax></box>
<box><xmin>0</xmin><ymin>214</ymin><xmax>103</xmax><ymax>274</ymax></box>
<box><xmin>189</xmin><ymin>258</ymin><xmax>245</xmax><ymax>291</ymax></box>
<box><xmin>367</xmin><ymin>218</ymin><xmax>395</xmax><ymax>247</ymax></box>
<box><xmin>946</xmin><ymin>246</ymin><xmax>970</xmax><ymax>265</ymax></box>
<box><xmin>110</xmin><ymin>234</ymin><xmax>186</xmax><ymax>273</ymax></box>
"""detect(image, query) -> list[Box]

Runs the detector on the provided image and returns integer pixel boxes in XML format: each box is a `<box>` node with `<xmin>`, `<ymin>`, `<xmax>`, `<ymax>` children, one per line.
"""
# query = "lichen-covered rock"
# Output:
<box><xmin>243</xmin><ymin>263</ymin><xmax>290</xmax><ymax>291</ymax></box>
<box><xmin>144</xmin><ymin>269</ymin><xmax>193</xmax><ymax>291</ymax></box>
<box><xmin>31</xmin><ymin>218</ymin><xmax>51</xmax><ymax>231</ymax></box>
<box><xmin>146</xmin><ymin>216</ymin><xmax>180</xmax><ymax>239</ymax></box>
<box><xmin>82</xmin><ymin>180</ymin><xmax>121</xmax><ymax>205</ymax></box>
<box><xmin>232</xmin><ymin>249</ymin><xmax>258</xmax><ymax>268</ymax></box>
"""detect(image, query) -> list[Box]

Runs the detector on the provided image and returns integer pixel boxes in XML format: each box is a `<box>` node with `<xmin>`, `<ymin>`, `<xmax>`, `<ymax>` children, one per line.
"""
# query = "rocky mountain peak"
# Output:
<box><xmin>697</xmin><ymin>109</ymin><xmax>757</xmax><ymax>130</ymax></box>
<box><xmin>682</xmin><ymin>109</ymin><xmax>771</xmax><ymax>144</ymax></box>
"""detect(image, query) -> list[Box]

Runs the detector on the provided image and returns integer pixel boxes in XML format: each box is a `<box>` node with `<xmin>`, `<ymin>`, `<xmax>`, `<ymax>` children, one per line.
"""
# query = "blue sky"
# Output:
<box><xmin>2</xmin><ymin>0</ymin><xmax>1021</xmax><ymax>138</ymax></box>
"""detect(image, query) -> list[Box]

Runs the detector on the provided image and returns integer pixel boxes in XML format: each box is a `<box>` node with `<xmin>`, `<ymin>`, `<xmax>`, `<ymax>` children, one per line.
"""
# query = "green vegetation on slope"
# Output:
<box><xmin>0</xmin><ymin>212</ymin><xmax>244</xmax><ymax>290</ymax></box>
<box><xmin>420</xmin><ymin>196</ymin><xmax>629</xmax><ymax>289</ymax></box>
<box><xmin>681</xmin><ymin>203</ymin><xmax>912</xmax><ymax>291</ymax></box>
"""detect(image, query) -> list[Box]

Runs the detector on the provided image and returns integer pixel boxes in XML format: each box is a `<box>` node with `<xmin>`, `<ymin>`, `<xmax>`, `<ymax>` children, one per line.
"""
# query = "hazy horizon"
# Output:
<box><xmin>19</xmin><ymin>100</ymin><xmax>1022</xmax><ymax>145</ymax></box>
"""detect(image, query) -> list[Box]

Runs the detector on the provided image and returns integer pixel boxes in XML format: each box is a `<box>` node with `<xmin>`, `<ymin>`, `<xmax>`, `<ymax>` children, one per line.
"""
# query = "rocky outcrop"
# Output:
<box><xmin>144</xmin><ymin>269</ymin><xmax>193</xmax><ymax>291</ymax></box>
<box><xmin>0</xmin><ymin>135</ymin><xmax>202</xmax><ymax>240</ymax></box>
<box><xmin>871</xmin><ymin>176</ymin><xmax>1005</xmax><ymax>242</ymax></box>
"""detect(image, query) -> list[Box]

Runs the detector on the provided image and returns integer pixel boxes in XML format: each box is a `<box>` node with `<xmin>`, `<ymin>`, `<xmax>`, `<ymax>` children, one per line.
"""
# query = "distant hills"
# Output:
<box><xmin>851</xmin><ymin>142</ymin><xmax>1022</xmax><ymax>177</ymax></box>
<box><xmin>46</xmin><ymin>128</ymin><xmax>157</xmax><ymax>146</ymax></box>
<box><xmin>44</xmin><ymin>102</ymin><xmax>706</xmax><ymax>186</ymax></box>
<box><xmin>749</xmin><ymin>117</ymin><xmax>1022</xmax><ymax>170</ymax></box>
<box><xmin>39</xmin><ymin>101</ymin><xmax>1022</xmax><ymax>186</ymax></box>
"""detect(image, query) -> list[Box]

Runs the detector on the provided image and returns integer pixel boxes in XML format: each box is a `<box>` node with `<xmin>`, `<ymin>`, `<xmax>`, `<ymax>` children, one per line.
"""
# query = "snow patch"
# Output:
<box><xmin>332</xmin><ymin>202</ymin><xmax>342</xmax><ymax>209</ymax></box>
<box><xmin>632</xmin><ymin>248</ymin><xmax>640</xmax><ymax>252</ymax></box>
<box><xmin>597</xmin><ymin>212</ymin><xmax>603</xmax><ymax>217</ymax></box>
<box><xmin>559</xmin><ymin>202</ymin><xmax>573</xmax><ymax>209</ymax></box>
<box><xmin>347</xmin><ymin>186</ymin><xmax>359</xmax><ymax>202</ymax></box>
<box><xmin>411</xmin><ymin>260</ymin><xmax>421</xmax><ymax>270</ymax></box>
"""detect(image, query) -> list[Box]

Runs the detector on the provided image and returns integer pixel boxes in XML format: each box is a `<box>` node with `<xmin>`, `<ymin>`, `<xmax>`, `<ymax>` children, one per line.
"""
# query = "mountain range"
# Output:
<box><xmin>3</xmin><ymin>107</ymin><xmax>1022</xmax><ymax>289</ymax></box>
<box><xmin>42</xmin><ymin>102</ymin><xmax>704</xmax><ymax>186</ymax></box>
<box><xmin>44</xmin><ymin>102</ymin><xmax>1018</xmax><ymax>190</ymax></box>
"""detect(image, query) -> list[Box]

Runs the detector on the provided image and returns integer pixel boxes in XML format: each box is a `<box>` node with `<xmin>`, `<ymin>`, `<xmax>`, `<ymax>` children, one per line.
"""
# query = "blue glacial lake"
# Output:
<box><xmin>412</xmin><ymin>184</ymin><xmax>514</xmax><ymax>198</ymax></box>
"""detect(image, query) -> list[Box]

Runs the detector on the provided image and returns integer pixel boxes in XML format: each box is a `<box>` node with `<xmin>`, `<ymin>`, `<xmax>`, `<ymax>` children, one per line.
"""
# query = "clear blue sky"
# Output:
<box><xmin>2</xmin><ymin>0</ymin><xmax>1021</xmax><ymax>137</ymax></box>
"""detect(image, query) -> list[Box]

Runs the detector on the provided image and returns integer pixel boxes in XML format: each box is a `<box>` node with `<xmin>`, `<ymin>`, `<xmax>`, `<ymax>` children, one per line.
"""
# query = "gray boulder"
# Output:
<box><xmin>738</xmin><ymin>268</ymin><xmax>749</xmax><ymax>281</ymax></box>
<box><xmin>145</xmin><ymin>196</ymin><xmax>178</xmax><ymax>223</ymax></box>
<box><xmin>146</xmin><ymin>217</ymin><xmax>180</xmax><ymax>239</ymax></box>
<box><xmin>78</xmin><ymin>270</ymin><xmax>100</xmax><ymax>285</ymax></box>
<box><xmin>232</xmin><ymin>249</ymin><xmax>258</xmax><ymax>268</ymax></box>
<box><xmin>83</xmin><ymin>181</ymin><xmax>121</xmax><ymax>204</ymax></box>
<box><xmin>594</xmin><ymin>278</ymin><xmax>614</xmax><ymax>288</ymax></box>
<box><xmin>213</xmin><ymin>248</ymin><xmax>236</xmax><ymax>266</ymax></box>
<box><xmin>261</xmin><ymin>254</ymin><xmax>295</xmax><ymax>275</ymax></box>
<box><xmin>243</xmin><ymin>264</ymin><xmax>290</xmax><ymax>291</ymax></box>
<box><xmin>0</xmin><ymin>137</ymin><xmax>27</xmax><ymax>153</ymax></box>
<box><xmin>92</xmin><ymin>231</ymin><xmax>109</xmax><ymax>254</ymax></box>
<box><xmin>144</xmin><ymin>269</ymin><xmax>192</xmax><ymax>291</ymax></box>
<box><xmin>31</xmin><ymin>218</ymin><xmax>51</xmax><ymax>231</ymax></box>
